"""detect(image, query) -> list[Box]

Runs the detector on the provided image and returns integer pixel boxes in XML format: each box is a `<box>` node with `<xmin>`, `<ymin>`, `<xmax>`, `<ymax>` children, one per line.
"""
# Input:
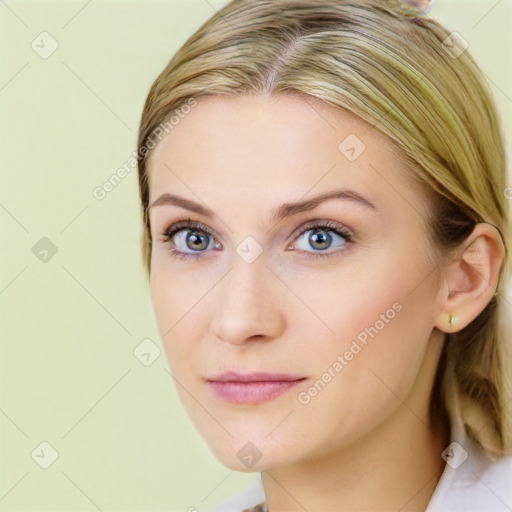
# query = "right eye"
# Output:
<box><xmin>162</xmin><ymin>219</ymin><xmax>222</xmax><ymax>260</ymax></box>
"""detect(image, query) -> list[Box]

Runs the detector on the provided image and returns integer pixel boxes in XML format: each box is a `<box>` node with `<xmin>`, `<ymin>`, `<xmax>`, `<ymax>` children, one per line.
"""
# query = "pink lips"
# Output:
<box><xmin>206</xmin><ymin>371</ymin><xmax>306</xmax><ymax>404</ymax></box>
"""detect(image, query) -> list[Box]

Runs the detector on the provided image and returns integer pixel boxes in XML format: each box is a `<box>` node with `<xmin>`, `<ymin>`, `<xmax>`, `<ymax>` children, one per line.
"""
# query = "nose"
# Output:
<box><xmin>208</xmin><ymin>254</ymin><xmax>286</xmax><ymax>346</ymax></box>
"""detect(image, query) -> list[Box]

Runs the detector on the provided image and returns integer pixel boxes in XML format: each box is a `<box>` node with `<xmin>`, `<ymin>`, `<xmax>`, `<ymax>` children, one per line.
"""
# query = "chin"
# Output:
<box><xmin>198</xmin><ymin>426</ymin><xmax>304</xmax><ymax>473</ymax></box>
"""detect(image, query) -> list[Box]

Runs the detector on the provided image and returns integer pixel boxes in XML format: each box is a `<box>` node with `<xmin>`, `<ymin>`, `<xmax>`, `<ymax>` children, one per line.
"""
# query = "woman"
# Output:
<box><xmin>136</xmin><ymin>1</ymin><xmax>512</xmax><ymax>510</ymax></box>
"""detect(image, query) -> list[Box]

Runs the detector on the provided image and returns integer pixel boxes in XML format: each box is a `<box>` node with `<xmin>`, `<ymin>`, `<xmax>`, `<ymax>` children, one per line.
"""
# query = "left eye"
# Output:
<box><xmin>294</xmin><ymin>225</ymin><xmax>350</xmax><ymax>254</ymax></box>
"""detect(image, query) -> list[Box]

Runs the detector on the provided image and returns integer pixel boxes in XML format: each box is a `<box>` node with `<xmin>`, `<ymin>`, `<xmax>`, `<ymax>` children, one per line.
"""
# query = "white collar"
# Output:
<box><xmin>425</xmin><ymin>378</ymin><xmax>512</xmax><ymax>511</ymax></box>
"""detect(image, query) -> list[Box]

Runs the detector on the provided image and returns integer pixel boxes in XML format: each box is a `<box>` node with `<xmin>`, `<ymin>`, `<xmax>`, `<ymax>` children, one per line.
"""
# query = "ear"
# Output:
<box><xmin>434</xmin><ymin>223</ymin><xmax>505</xmax><ymax>333</ymax></box>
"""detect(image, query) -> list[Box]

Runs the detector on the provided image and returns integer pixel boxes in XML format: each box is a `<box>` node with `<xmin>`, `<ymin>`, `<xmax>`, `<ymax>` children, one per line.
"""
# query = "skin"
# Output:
<box><xmin>146</xmin><ymin>94</ymin><xmax>504</xmax><ymax>511</ymax></box>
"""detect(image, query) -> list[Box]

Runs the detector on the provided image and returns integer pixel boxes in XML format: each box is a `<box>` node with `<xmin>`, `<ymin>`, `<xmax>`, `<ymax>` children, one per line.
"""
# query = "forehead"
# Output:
<box><xmin>146</xmin><ymin>94</ymin><xmax>422</xmax><ymax>216</ymax></box>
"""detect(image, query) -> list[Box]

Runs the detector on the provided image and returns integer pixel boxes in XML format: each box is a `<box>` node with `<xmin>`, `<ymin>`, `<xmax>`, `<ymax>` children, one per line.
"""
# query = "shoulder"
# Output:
<box><xmin>206</xmin><ymin>473</ymin><xmax>267</xmax><ymax>512</ymax></box>
<box><xmin>427</xmin><ymin>375</ymin><xmax>512</xmax><ymax>510</ymax></box>
<box><xmin>426</xmin><ymin>440</ymin><xmax>512</xmax><ymax>511</ymax></box>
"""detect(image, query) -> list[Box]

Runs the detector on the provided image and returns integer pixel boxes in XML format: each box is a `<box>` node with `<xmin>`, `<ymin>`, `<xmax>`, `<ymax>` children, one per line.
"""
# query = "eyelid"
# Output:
<box><xmin>161</xmin><ymin>217</ymin><xmax>217</xmax><ymax>239</ymax></box>
<box><xmin>162</xmin><ymin>218</ymin><xmax>222</xmax><ymax>248</ymax></box>
<box><xmin>160</xmin><ymin>217</ymin><xmax>352</xmax><ymax>242</ymax></box>
<box><xmin>292</xmin><ymin>219</ymin><xmax>353</xmax><ymax>239</ymax></box>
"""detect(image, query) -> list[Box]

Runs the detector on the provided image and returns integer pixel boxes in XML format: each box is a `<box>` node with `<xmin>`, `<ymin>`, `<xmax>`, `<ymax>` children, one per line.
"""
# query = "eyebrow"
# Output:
<box><xmin>148</xmin><ymin>188</ymin><xmax>378</xmax><ymax>224</ymax></box>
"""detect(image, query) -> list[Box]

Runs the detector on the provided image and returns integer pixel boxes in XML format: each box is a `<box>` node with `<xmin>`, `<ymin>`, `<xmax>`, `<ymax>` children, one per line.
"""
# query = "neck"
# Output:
<box><xmin>262</xmin><ymin>407</ymin><xmax>449</xmax><ymax>512</ymax></box>
<box><xmin>261</xmin><ymin>336</ymin><xmax>450</xmax><ymax>512</ymax></box>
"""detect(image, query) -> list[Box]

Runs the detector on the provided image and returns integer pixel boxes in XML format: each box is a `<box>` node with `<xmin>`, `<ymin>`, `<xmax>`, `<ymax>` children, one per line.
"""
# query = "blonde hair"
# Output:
<box><xmin>137</xmin><ymin>0</ymin><xmax>512</xmax><ymax>457</ymax></box>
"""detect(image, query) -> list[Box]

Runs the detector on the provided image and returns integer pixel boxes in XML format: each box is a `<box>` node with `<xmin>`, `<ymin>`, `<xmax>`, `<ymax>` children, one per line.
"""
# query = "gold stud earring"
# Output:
<box><xmin>448</xmin><ymin>314</ymin><xmax>456</xmax><ymax>327</ymax></box>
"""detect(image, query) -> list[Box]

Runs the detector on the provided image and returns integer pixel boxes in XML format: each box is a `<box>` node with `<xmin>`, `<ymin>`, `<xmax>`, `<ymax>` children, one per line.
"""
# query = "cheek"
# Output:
<box><xmin>289</xmin><ymin>240</ymin><xmax>438</xmax><ymax>395</ymax></box>
<box><xmin>149</xmin><ymin>266</ymin><xmax>204</xmax><ymax>373</ymax></box>
<box><xmin>282</xmin><ymin>273</ymin><xmax>438</xmax><ymax>454</ymax></box>
<box><xmin>288</xmin><ymin>243</ymin><xmax>432</xmax><ymax>344</ymax></box>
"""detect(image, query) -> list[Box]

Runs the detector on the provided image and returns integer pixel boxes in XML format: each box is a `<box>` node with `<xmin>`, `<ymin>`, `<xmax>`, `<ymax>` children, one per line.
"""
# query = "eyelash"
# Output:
<box><xmin>160</xmin><ymin>217</ymin><xmax>354</xmax><ymax>261</ymax></box>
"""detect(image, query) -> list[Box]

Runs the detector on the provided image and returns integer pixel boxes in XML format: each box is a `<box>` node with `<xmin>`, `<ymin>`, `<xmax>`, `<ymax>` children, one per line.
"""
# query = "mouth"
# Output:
<box><xmin>206</xmin><ymin>371</ymin><xmax>307</xmax><ymax>404</ymax></box>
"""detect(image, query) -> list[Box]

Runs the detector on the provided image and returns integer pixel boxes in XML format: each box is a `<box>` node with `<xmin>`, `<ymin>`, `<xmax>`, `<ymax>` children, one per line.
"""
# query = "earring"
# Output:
<box><xmin>448</xmin><ymin>314</ymin><xmax>456</xmax><ymax>327</ymax></box>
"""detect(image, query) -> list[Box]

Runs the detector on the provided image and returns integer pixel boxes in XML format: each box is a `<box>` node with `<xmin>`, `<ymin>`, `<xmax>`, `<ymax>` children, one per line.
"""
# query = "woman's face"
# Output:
<box><xmin>147</xmin><ymin>94</ymin><xmax>446</xmax><ymax>470</ymax></box>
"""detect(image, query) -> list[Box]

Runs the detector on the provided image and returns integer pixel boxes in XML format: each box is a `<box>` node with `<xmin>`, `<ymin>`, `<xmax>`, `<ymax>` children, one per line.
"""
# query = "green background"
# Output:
<box><xmin>1</xmin><ymin>1</ymin><xmax>510</xmax><ymax>510</ymax></box>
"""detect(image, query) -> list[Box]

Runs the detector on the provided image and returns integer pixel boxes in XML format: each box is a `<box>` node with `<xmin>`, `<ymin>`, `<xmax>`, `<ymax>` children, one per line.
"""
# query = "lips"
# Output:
<box><xmin>206</xmin><ymin>371</ymin><xmax>307</xmax><ymax>404</ymax></box>
<box><xmin>207</xmin><ymin>371</ymin><xmax>306</xmax><ymax>383</ymax></box>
